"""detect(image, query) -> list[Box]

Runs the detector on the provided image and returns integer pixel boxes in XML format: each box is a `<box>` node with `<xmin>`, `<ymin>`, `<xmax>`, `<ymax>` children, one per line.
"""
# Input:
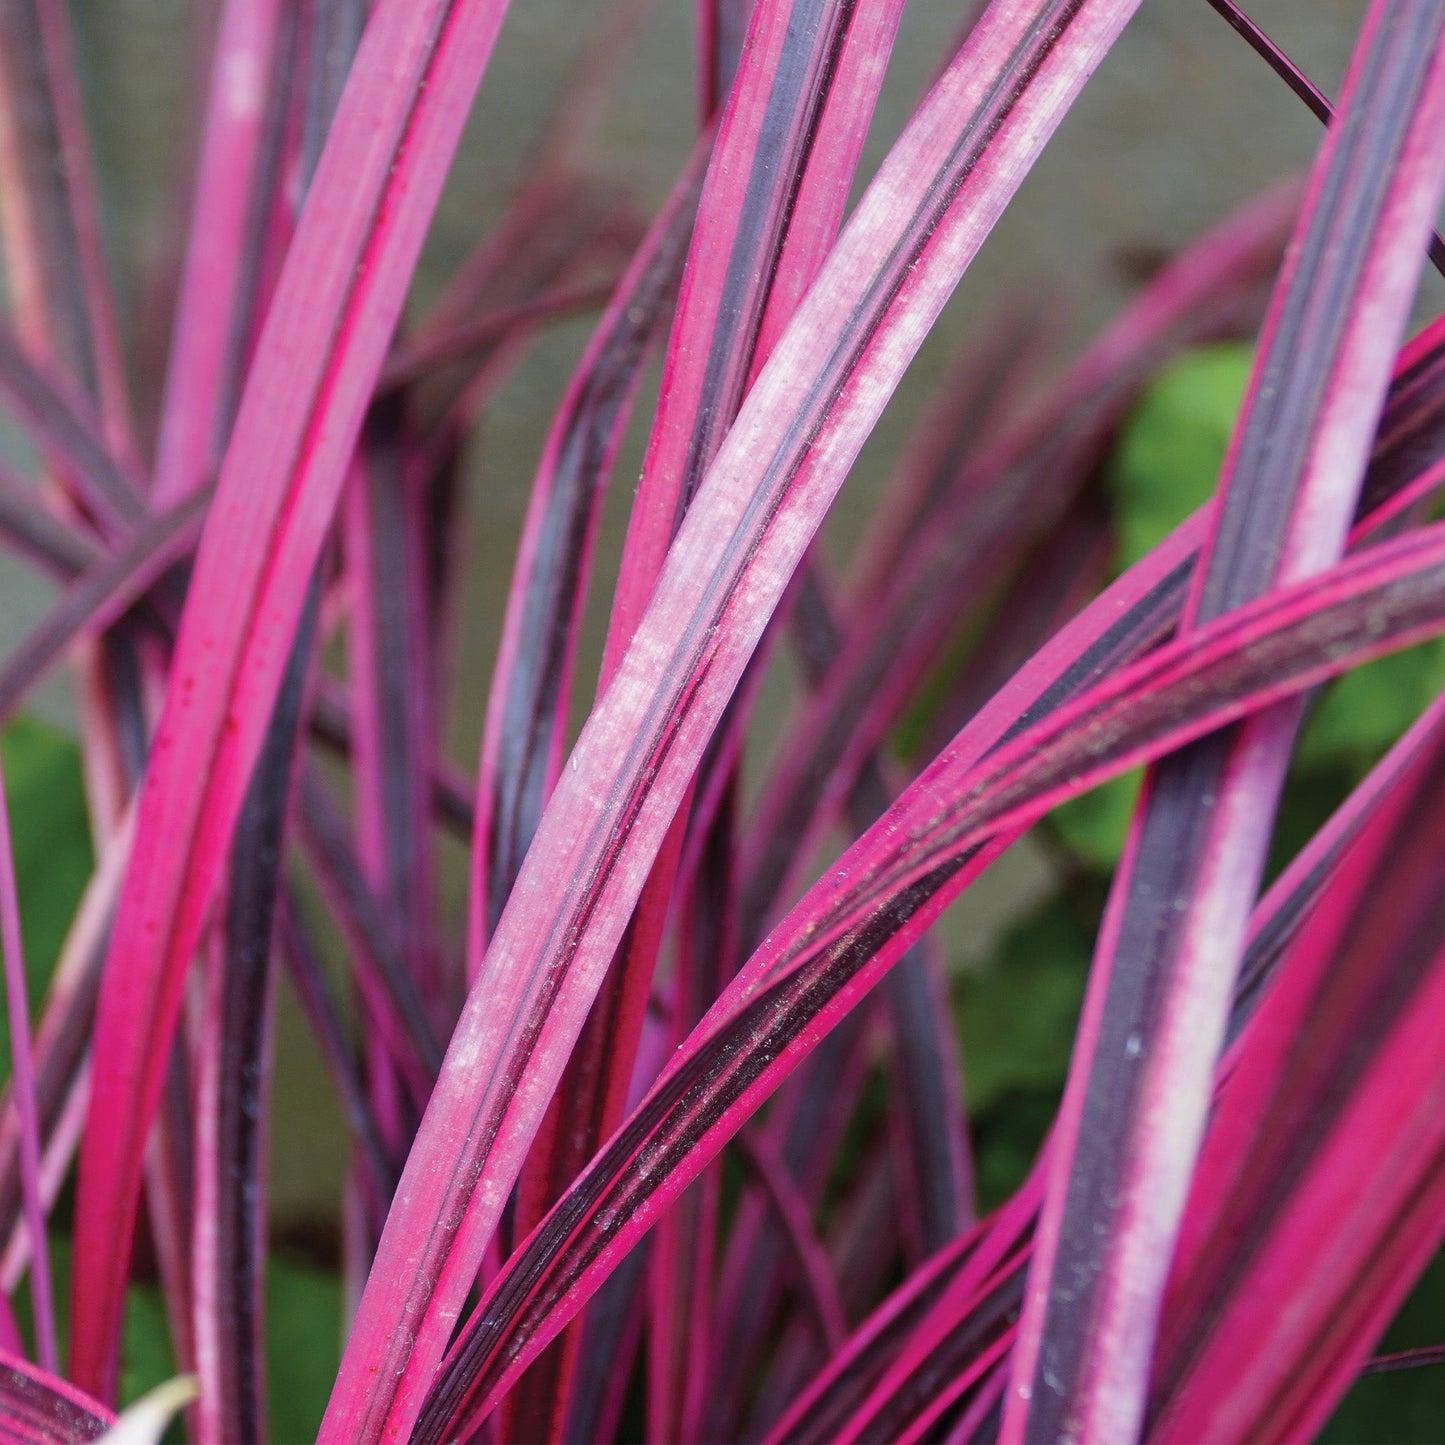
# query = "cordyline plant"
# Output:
<box><xmin>1</xmin><ymin>0</ymin><xmax>1445</xmax><ymax>1440</ymax></box>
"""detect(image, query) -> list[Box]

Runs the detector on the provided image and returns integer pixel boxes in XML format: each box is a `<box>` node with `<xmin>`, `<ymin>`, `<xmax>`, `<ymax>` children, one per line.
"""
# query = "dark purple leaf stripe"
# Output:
<box><xmin>739</xmin><ymin>186</ymin><xmax>1288</xmax><ymax>942</ymax></box>
<box><xmin>414</xmin><ymin>518</ymin><xmax>1445</xmax><ymax>1438</ymax></box>
<box><xmin>542</xmin><ymin>0</ymin><xmax>910</xmax><ymax>1249</ymax></box>
<box><xmin>474</xmin><ymin>147</ymin><xmax>704</xmax><ymax>942</ymax></box>
<box><xmin>193</xmin><ymin>585</ymin><xmax>317</xmax><ymax>1444</ymax></box>
<box><xmin>0</xmin><ymin>328</ymin><xmax>145</xmax><ymax>542</ymax></box>
<box><xmin>329</xmin><ymin>4</ymin><xmax>1146</xmax><ymax>1436</ymax></box>
<box><xmin>790</xmin><ymin>561</ymin><xmax>973</xmax><ymax>1250</ymax></box>
<box><xmin>1007</xmin><ymin>7</ymin><xmax>1445</xmax><ymax>1438</ymax></box>
<box><xmin>0</xmin><ymin>487</ymin><xmax>211</xmax><ymax>728</ymax></box>
<box><xmin>346</xmin><ymin>404</ymin><xmax>441</xmax><ymax>1013</ymax></box>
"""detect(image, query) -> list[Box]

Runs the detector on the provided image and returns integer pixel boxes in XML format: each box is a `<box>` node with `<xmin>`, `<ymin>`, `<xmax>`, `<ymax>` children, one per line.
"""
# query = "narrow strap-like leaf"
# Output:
<box><xmin>734</xmin><ymin>1128</ymin><xmax>849</xmax><ymax>1354</ymax></box>
<box><xmin>791</xmin><ymin>561</ymin><xmax>973</xmax><ymax>1251</ymax></box>
<box><xmin>192</xmin><ymin>588</ymin><xmax>316</xmax><ymax>1445</ymax></box>
<box><xmin>1149</xmin><ymin>720</ymin><xmax>1445</xmax><ymax>1442</ymax></box>
<box><xmin>68</xmin><ymin>0</ymin><xmax>517</xmax><ymax>1397</ymax></box>
<box><xmin>152</xmin><ymin>0</ymin><xmax>291</xmax><ymax>508</ymax></box>
<box><xmin>295</xmin><ymin>769</ymin><xmax>442</xmax><ymax>1095</ymax></box>
<box><xmin>1005</xmin><ymin>9</ymin><xmax>1445</xmax><ymax>1438</ymax></box>
<box><xmin>275</xmin><ymin>900</ymin><xmax>394</xmax><ymax>1229</ymax></box>
<box><xmin>0</xmin><ymin>488</ymin><xmax>211</xmax><ymax>729</ymax></box>
<box><xmin>697</xmin><ymin>0</ymin><xmax>750</xmax><ymax>122</ymax></box>
<box><xmin>336</xmin><ymin>6</ymin><xmax>1146</xmax><ymax>1439</ymax></box>
<box><xmin>414</xmin><ymin>501</ymin><xmax>1445</xmax><ymax>1442</ymax></box>
<box><xmin>0</xmin><ymin>329</ymin><xmax>145</xmax><ymax>541</ymax></box>
<box><xmin>739</xmin><ymin>184</ymin><xmax>1288</xmax><ymax>942</ymax></box>
<box><xmin>0</xmin><ymin>812</ymin><xmax>132</xmax><ymax>1266</ymax></box>
<box><xmin>507</xmin><ymin>9</ymin><xmax>910</xmax><ymax>1428</ymax></box>
<box><xmin>0</xmin><ymin>0</ymin><xmax>134</xmax><ymax>446</ymax></box>
<box><xmin>774</xmin><ymin>675</ymin><xmax>1445</xmax><ymax>1443</ymax></box>
<box><xmin>472</xmin><ymin>143</ymin><xmax>703</xmax><ymax>945</ymax></box>
<box><xmin>0</xmin><ymin>1350</ymin><xmax>112</xmax><ymax>1444</ymax></box>
<box><xmin>346</xmin><ymin>407</ymin><xmax>442</xmax><ymax>1015</ymax></box>
<box><xmin>709</xmin><ymin>1008</ymin><xmax>876</xmax><ymax>1431</ymax></box>
<box><xmin>0</xmin><ymin>461</ymin><xmax>95</xmax><ymax>580</ymax></box>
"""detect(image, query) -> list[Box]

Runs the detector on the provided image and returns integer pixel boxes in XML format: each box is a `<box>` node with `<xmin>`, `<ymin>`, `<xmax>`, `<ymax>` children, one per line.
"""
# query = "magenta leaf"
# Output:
<box><xmin>0</xmin><ymin>1350</ymin><xmax>112</xmax><ymax>1444</ymax></box>
<box><xmin>1151</xmin><ymin>714</ymin><xmax>1445</xmax><ymax>1442</ymax></box>
<box><xmin>327</xmin><ymin>4</ymin><xmax>1145</xmax><ymax>1437</ymax></box>
<box><xmin>739</xmin><ymin>183</ymin><xmax>1289</xmax><ymax>943</ymax></box>
<box><xmin>415</xmin><ymin>514</ymin><xmax>1445</xmax><ymax>1438</ymax></box>
<box><xmin>68</xmin><ymin>0</ymin><xmax>517</xmax><ymax>1398</ymax></box>
<box><xmin>1005</xmin><ymin>9</ymin><xmax>1445</xmax><ymax>1438</ymax></box>
<box><xmin>192</xmin><ymin>589</ymin><xmax>316</xmax><ymax>1444</ymax></box>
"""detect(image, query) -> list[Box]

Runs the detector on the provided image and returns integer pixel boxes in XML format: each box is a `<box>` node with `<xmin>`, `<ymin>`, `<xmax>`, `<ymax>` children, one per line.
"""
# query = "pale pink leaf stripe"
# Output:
<box><xmin>68</xmin><ymin>0</ymin><xmax>516</xmax><ymax>1399</ymax></box>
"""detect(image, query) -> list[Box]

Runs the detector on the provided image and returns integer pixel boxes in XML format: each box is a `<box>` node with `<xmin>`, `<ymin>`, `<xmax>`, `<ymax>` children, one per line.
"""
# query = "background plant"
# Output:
<box><xmin>0</xmin><ymin>1</ymin><xmax>1443</xmax><ymax>1442</ymax></box>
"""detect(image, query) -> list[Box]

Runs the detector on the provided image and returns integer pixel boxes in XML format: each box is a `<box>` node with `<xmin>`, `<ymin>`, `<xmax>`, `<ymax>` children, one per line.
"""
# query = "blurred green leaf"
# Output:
<box><xmin>1299</xmin><ymin>640</ymin><xmax>1445</xmax><ymax>768</ymax></box>
<box><xmin>1049</xmin><ymin>769</ymin><xmax>1143</xmax><ymax>872</ymax></box>
<box><xmin>1109</xmin><ymin>342</ymin><xmax>1251</xmax><ymax>572</ymax></box>
<box><xmin>0</xmin><ymin>717</ymin><xmax>92</xmax><ymax>1076</ymax></box>
<box><xmin>952</xmin><ymin>896</ymin><xmax>1092</xmax><ymax>1210</ymax></box>
<box><xmin>267</xmin><ymin>1255</ymin><xmax>342</xmax><ymax>1442</ymax></box>
<box><xmin>952</xmin><ymin>897</ymin><xmax>1090</xmax><ymax>1115</ymax></box>
<box><xmin>119</xmin><ymin>1277</ymin><xmax>175</xmax><ymax>1414</ymax></box>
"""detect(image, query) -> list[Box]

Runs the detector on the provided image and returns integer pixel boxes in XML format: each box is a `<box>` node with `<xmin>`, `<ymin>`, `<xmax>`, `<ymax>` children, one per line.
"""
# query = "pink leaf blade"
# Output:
<box><xmin>415</xmin><ymin>514</ymin><xmax>1445</xmax><ymax>1440</ymax></box>
<box><xmin>67</xmin><ymin>0</ymin><xmax>515</xmax><ymax>1400</ymax></box>
<box><xmin>471</xmin><ymin>143</ymin><xmax>704</xmax><ymax>950</ymax></box>
<box><xmin>152</xmin><ymin>0</ymin><xmax>290</xmax><ymax>509</ymax></box>
<box><xmin>738</xmin><ymin>182</ymin><xmax>1291</xmax><ymax>943</ymax></box>
<box><xmin>0</xmin><ymin>1349</ymin><xmax>113</xmax><ymax>1445</ymax></box>
<box><xmin>598</xmin><ymin>0</ymin><xmax>908</xmax><ymax>684</ymax></box>
<box><xmin>330</xmin><ymin>4</ymin><xmax>1145</xmax><ymax>1438</ymax></box>
<box><xmin>1150</xmin><ymin>721</ymin><xmax>1445</xmax><ymax>1442</ymax></box>
<box><xmin>1005</xmin><ymin>7</ymin><xmax>1445</xmax><ymax>1438</ymax></box>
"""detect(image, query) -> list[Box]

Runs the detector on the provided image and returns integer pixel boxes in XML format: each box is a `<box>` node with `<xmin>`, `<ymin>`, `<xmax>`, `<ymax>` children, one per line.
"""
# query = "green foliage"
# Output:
<box><xmin>1050</xmin><ymin>768</ymin><xmax>1142</xmax><ymax>872</ymax></box>
<box><xmin>1320</xmin><ymin>1246</ymin><xmax>1445</xmax><ymax>1443</ymax></box>
<box><xmin>0</xmin><ymin>718</ymin><xmax>92</xmax><ymax>1076</ymax></box>
<box><xmin>1299</xmin><ymin>641</ymin><xmax>1445</xmax><ymax>769</ymax></box>
<box><xmin>267</xmin><ymin>1255</ymin><xmax>342</xmax><ymax>1442</ymax></box>
<box><xmin>952</xmin><ymin>897</ymin><xmax>1092</xmax><ymax>1210</ymax></box>
<box><xmin>1109</xmin><ymin>343</ymin><xmax>1252</xmax><ymax>574</ymax></box>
